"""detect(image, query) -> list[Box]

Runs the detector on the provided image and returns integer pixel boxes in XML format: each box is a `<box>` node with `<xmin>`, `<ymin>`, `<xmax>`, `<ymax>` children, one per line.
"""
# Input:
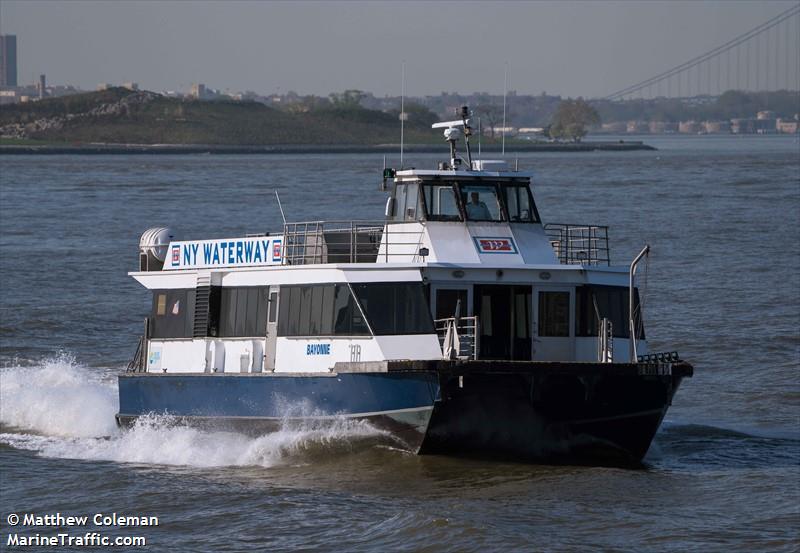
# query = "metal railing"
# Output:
<box><xmin>637</xmin><ymin>351</ymin><xmax>680</xmax><ymax>363</ymax></box>
<box><xmin>544</xmin><ymin>223</ymin><xmax>610</xmax><ymax>266</ymax></box>
<box><xmin>126</xmin><ymin>335</ymin><xmax>146</xmax><ymax>372</ymax></box>
<box><xmin>598</xmin><ymin>318</ymin><xmax>613</xmax><ymax>363</ymax></box>
<box><xmin>434</xmin><ymin>316</ymin><xmax>479</xmax><ymax>360</ymax></box>
<box><xmin>282</xmin><ymin>221</ymin><xmax>425</xmax><ymax>265</ymax></box>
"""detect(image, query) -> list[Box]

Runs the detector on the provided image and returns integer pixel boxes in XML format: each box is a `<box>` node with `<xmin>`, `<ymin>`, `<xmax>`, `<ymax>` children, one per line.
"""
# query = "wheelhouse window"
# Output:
<box><xmin>351</xmin><ymin>282</ymin><xmax>435</xmax><ymax>335</ymax></box>
<box><xmin>391</xmin><ymin>183</ymin><xmax>423</xmax><ymax>222</ymax></box>
<box><xmin>459</xmin><ymin>184</ymin><xmax>502</xmax><ymax>222</ymax></box>
<box><xmin>422</xmin><ymin>184</ymin><xmax>461</xmax><ymax>221</ymax></box>
<box><xmin>503</xmin><ymin>184</ymin><xmax>539</xmax><ymax>223</ymax></box>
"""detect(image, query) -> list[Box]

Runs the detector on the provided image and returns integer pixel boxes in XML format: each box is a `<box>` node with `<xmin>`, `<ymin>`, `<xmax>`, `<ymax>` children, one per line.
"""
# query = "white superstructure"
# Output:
<box><xmin>128</xmin><ymin>109</ymin><xmax>649</xmax><ymax>376</ymax></box>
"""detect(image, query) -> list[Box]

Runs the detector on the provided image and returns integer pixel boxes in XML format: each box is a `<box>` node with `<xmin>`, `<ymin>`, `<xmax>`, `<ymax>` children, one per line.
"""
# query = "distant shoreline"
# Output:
<box><xmin>0</xmin><ymin>141</ymin><xmax>655</xmax><ymax>155</ymax></box>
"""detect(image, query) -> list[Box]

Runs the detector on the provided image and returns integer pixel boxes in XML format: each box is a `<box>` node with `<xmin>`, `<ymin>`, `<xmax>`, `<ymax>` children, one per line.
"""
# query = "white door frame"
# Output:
<box><xmin>533</xmin><ymin>286</ymin><xmax>575</xmax><ymax>361</ymax></box>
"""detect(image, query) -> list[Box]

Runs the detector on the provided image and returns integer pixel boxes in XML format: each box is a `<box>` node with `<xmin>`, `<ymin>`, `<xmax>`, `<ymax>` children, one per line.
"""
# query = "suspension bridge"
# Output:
<box><xmin>603</xmin><ymin>4</ymin><xmax>800</xmax><ymax>101</ymax></box>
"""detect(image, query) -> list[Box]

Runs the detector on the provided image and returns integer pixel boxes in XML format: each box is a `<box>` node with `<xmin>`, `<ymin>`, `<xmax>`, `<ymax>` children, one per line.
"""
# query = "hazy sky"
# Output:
<box><xmin>0</xmin><ymin>0</ymin><xmax>796</xmax><ymax>97</ymax></box>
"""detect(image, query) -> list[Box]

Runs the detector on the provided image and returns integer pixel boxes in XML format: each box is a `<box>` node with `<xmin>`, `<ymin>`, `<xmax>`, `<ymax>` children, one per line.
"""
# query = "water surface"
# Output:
<box><xmin>1</xmin><ymin>135</ymin><xmax>798</xmax><ymax>551</ymax></box>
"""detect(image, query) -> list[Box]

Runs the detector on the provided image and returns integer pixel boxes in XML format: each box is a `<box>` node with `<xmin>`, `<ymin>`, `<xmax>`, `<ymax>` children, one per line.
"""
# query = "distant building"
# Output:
<box><xmin>731</xmin><ymin>118</ymin><xmax>756</xmax><ymax>134</ymax></box>
<box><xmin>123</xmin><ymin>82</ymin><xmax>139</xmax><ymax>91</ymax></box>
<box><xmin>678</xmin><ymin>121</ymin><xmax>701</xmax><ymax>134</ymax></box>
<box><xmin>0</xmin><ymin>34</ymin><xmax>18</xmax><ymax>87</ymax></box>
<box><xmin>626</xmin><ymin>121</ymin><xmax>648</xmax><ymax>133</ymax></box>
<box><xmin>649</xmin><ymin>121</ymin><xmax>678</xmax><ymax>134</ymax></box>
<box><xmin>191</xmin><ymin>83</ymin><xmax>207</xmax><ymax>99</ymax></box>
<box><xmin>486</xmin><ymin>126</ymin><xmax>517</xmax><ymax>137</ymax></box>
<box><xmin>0</xmin><ymin>89</ymin><xmax>17</xmax><ymax>105</ymax></box>
<box><xmin>601</xmin><ymin>122</ymin><xmax>627</xmax><ymax>133</ymax></box>
<box><xmin>776</xmin><ymin>118</ymin><xmax>799</xmax><ymax>134</ymax></box>
<box><xmin>37</xmin><ymin>74</ymin><xmax>46</xmax><ymax>99</ymax></box>
<box><xmin>703</xmin><ymin>121</ymin><xmax>731</xmax><ymax>134</ymax></box>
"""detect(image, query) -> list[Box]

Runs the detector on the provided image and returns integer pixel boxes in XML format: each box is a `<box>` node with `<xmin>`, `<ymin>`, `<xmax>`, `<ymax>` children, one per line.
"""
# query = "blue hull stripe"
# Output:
<box><xmin>118</xmin><ymin>372</ymin><xmax>440</xmax><ymax>418</ymax></box>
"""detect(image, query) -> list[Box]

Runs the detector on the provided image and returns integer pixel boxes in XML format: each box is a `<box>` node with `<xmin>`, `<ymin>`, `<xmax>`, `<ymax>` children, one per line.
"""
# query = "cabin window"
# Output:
<box><xmin>267</xmin><ymin>292</ymin><xmax>278</xmax><ymax>323</ymax></box>
<box><xmin>423</xmin><ymin>184</ymin><xmax>461</xmax><ymax>221</ymax></box>
<box><xmin>503</xmin><ymin>184</ymin><xmax>539</xmax><ymax>223</ymax></box>
<box><xmin>150</xmin><ymin>289</ymin><xmax>195</xmax><ymax>339</ymax></box>
<box><xmin>538</xmin><ymin>291</ymin><xmax>570</xmax><ymax>337</ymax></box>
<box><xmin>218</xmin><ymin>287</ymin><xmax>268</xmax><ymax>337</ymax></box>
<box><xmin>459</xmin><ymin>184</ymin><xmax>502</xmax><ymax>222</ymax></box>
<box><xmin>351</xmin><ymin>282</ymin><xmax>435</xmax><ymax>335</ymax></box>
<box><xmin>278</xmin><ymin>284</ymin><xmax>369</xmax><ymax>337</ymax></box>
<box><xmin>574</xmin><ymin>285</ymin><xmax>645</xmax><ymax>339</ymax></box>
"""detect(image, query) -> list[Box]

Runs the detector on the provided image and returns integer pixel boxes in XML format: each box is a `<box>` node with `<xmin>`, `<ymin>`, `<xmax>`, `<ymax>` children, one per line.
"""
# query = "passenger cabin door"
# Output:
<box><xmin>533</xmin><ymin>288</ymin><xmax>574</xmax><ymax>361</ymax></box>
<box><xmin>474</xmin><ymin>285</ymin><xmax>532</xmax><ymax>361</ymax></box>
<box><xmin>264</xmin><ymin>286</ymin><xmax>279</xmax><ymax>371</ymax></box>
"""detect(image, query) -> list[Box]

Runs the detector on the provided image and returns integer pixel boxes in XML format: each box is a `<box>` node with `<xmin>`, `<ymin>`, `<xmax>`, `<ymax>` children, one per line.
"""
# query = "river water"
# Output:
<box><xmin>1</xmin><ymin>135</ymin><xmax>798</xmax><ymax>551</ymax></box>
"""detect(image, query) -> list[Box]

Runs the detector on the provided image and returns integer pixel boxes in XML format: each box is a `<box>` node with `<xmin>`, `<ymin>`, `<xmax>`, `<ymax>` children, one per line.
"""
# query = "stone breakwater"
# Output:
<box><xmin>0</xmin><ymin>141</ymin><xmax>656</xmax><ymax>154</ymax></box>
<box><xmin>0</xmin><ymin>91</ymin><xmax>159</xmax><ymax>140</ymax></box>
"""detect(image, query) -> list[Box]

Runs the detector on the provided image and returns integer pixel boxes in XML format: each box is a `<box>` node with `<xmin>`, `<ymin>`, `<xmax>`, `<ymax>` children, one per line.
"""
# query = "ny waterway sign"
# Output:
<box><xmin>164</xmin><ymin>236</ymin><xmax>283</xmax><ymax>270</ymax></box>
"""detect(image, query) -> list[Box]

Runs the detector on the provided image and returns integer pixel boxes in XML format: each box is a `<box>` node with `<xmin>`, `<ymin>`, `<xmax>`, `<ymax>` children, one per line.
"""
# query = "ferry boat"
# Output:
<box><xmin>118</xmin><ymin>108</ymin><xmax>692</xmax><ymax>464</ymax></box>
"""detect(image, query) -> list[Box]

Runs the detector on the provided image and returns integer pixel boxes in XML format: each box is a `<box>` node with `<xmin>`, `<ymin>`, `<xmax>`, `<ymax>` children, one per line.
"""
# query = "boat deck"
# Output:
<box><xmin>335</xmin><ymin>359</ymin><xmax>694</xmax><ymax>378</ymax></box>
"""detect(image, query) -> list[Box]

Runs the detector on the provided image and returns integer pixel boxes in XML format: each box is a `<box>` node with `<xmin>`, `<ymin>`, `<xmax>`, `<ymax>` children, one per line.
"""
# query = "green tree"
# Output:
<box><xmin>550</xmin><ymin>98</ymin><xmax>600</xmax><ymax>141</ymax></box>
<box><xmin>328</xmin><ymin>89</ymin><xmax>367</xmax><ymax>109</ymax></box>
<box><xmin>388</xmin><ymin>102</ymin><xmax>438</xmax><ymax>128</ymax></box>
<box><xmin>473</xmin><ymin>104</ymin><xmax>503</xmax><ymax>138</ymax></box>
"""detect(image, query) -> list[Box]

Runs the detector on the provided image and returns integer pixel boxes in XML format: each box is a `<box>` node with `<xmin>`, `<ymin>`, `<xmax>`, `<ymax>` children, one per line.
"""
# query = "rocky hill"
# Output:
<box><xmin>0</xmin><ymin>88</ymin><xmax>436</xmax><ymax>145</ymax></box>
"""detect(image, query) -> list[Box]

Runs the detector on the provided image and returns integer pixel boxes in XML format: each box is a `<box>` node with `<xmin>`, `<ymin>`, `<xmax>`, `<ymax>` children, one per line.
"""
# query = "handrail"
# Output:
<box><xmin>544</xmin><ymin>223</ymin><xmax>610</xmax><ymax>266</ymax></box>
<box><xmin>629</xmin><ymin>245</ymin><xmax>650</xmax><ymax>362</ymax></box>
<box><xmin>434</xmin><ymin>315</ymin><xmax>479</xmax><ymax>360</ymax></box>
<box><xmin>598</xmin><ymin>317</ymin><xmax>613</xmax><ymax>363</ymax></box>
<box><xmin>282</xmin><ymin>220</ymin><xmax>424</xmax><ymax>265</ymax></box>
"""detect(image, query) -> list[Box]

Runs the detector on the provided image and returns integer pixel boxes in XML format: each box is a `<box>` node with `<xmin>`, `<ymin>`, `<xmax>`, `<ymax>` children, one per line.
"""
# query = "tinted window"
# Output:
<box><xmin>218</xmin><ymin>287</ymin><xmax>268</xmax><ymax>337</ymax></box>
<box><xmin>423</xmin><ymin>184</ymin><xmax>461</xmax><ymax>221</ymax></box>
<box><xmin>319</xmin><ymin>285</ymin><xmax>334</xmax><ymax>335</ymax></box>
<box><xmin>351</xmin><ymin>283</ymin><xmax>435</xmax><ymax>335</ymax></box>
<box><xmin>435</xmin><ymin>288</ymin><xmax>468</xmax><ymax>320</ymax></box>
<box><xmin>150</xmin><ymin>289</ymin><xmax>195</xmax><ymax>339</ymax></box>
<box><xmin>267</xmin><ymin>292</ymin><xmax>278</xmax><ymax>323</ymax></box>
<box><xmin>298</xmin><ymin>286</ymin><xmax>312</xmax><ymax>336</ymax></box>
<box><xmin>575</xmin><ymin>285</ymin><xmax>644</xmax><ymax>339</ymax></box>
<box><xmin>278</xmin><ymin>284</ymin><xmax>369</xmax><ymax>337</ymax></box>
<box><xmin>404</xmin><ymin>183</ymin><xmax>420</xmax><ymax>221</ymax></box>
<box><xmin>538</xmin><ymin>291</ymin><xmax>570</xmax><ymax>337</ymax></box>
<box><xmin>460</xmin><ymin>184</ymin><xmax>502</xmax><ymax>222</ymax></box>
<box><xmin>503</xmin><ymin>184</ymin><xmax>539</xmax><ymax>223</ymax></box>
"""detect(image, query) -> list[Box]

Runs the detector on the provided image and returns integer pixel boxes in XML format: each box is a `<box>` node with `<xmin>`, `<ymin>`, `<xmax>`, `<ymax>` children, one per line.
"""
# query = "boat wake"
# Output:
<box><xmin>0</xmin><ymin>355</ymin><xmax>397</xmax><ymax>468</ymax></box>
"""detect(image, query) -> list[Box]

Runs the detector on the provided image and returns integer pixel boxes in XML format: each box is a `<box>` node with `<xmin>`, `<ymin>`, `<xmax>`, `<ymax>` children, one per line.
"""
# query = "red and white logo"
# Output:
<box><xmin>171</xmin><ymin>245</ymin><xmax>180</xmax><ymax>265</ymax></box>
<box><xmin>474</xmin><ymin>237</ymin><xmax>517</xmax><ymax>254</ymax></box>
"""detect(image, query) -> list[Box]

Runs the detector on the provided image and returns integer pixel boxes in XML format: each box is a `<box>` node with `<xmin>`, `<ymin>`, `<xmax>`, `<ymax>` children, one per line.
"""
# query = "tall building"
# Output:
<box><xmin>0</xmin><ymin>35</ymin><xmax>18</xmax><ymax>87</ymax></box>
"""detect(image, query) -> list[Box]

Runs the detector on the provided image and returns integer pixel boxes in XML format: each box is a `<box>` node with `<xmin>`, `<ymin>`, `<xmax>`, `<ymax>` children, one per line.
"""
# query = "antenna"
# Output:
<box><xmin>274</xmin><ymin>190</ymin><xmax>287</xmax><ymax>226</ymax></box>
<box><xmin>478</xmin><ymin>117</ymin><xmax>482</xmax><ymax>160</ymax></box>
<box><xmin>400</xmin><ymin>61</ymin><xmax>406</xmax><ymax>169</ymax></box>
<box><xmin>502</xmin><ymin>62</ymin><xmax>508</xmax><ymax>156</ymax></box>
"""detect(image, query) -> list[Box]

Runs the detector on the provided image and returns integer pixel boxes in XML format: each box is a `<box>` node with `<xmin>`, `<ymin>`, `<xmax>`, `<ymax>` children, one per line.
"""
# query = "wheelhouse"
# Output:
<box><xmin>388</xmin><ymin>176</ymin><xmax>541</xmax><ymax>224</ymax></box>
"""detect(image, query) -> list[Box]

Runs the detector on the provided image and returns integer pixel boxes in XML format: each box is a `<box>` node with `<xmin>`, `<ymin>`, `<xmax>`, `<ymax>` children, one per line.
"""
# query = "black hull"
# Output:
<box><xmin>414</xmin><ymin>361</ymin><xmax>691</xmax><ymax>465</ymax></box>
